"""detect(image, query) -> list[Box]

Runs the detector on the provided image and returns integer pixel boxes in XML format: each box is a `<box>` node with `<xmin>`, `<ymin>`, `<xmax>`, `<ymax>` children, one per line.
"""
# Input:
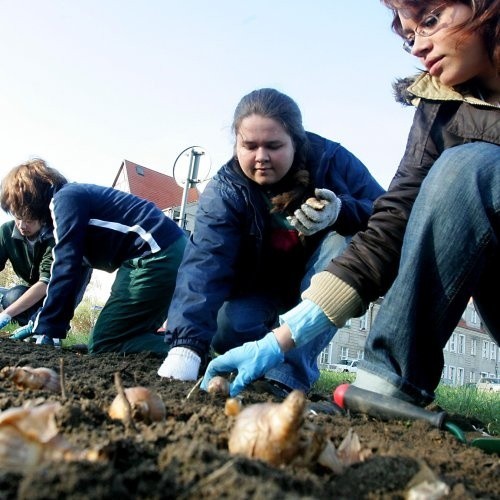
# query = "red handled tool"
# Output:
<box><xmin>333</xmin><ymin>383</ymin><xmax>447</xmax><ymax>428</ymax></box>
<box><xmin>334</xmin><ymin>384</ymin><xmax>500</xmax><ymax>454</ymax></box>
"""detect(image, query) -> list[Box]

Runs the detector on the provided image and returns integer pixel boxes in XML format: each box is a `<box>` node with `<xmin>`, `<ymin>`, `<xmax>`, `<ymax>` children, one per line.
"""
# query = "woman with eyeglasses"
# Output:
<box><xmin>201</xmin><ymin>0</ymin><xmax>500</xmax><ymax>404</ymax></box>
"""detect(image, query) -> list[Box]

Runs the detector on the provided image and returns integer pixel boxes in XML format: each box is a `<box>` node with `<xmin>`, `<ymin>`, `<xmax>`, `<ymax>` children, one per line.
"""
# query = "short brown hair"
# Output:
<box><xmin>0</xmin><ymin>158</ymin><xmax>68</xmax><ymax>224</ymax></box>
<box><xmin>381</xmin><ymin>0</ymin><xmax>500</xmax><ymax>65</ymax></box>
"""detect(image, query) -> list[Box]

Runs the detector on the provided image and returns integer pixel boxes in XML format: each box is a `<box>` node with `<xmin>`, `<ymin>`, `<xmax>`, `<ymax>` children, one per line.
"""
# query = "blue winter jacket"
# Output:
<box><xmin>33</xmin><ymin>183</ymin><xmax>184</xmax><ymax>338</ymax></box>
<box><xmin>167</xmin><ymin>132</ymin><xmax>385</xmax><ymax>356</ymax></box>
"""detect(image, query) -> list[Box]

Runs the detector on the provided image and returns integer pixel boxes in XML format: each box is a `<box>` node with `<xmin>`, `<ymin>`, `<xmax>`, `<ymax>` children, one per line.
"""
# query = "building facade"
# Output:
<box><xmin>318</xmin><ymin>300</ymin><xmax>498</xmax><ymax>386</ymax></box>
<box><xmin>443</xmin><ymin>303</ymin><xmax>498</xmax><ymax>384</ymax></box>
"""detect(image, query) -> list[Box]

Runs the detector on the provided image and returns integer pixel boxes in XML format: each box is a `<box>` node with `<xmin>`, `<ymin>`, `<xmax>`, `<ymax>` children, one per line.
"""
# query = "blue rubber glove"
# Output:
<box><xmin>201</xmin><ymin>331</ymin><xmax>285</xmax><ymax>397</ymax></box>
<box><xmin>0</xmin><ymin>312</ymin><xmax>12</xmax><ymax>330</ymax></box>
<box><xmin>9</xmin><ymin>320</ymin><xmax>34</xmax><ymax>340</ymax></box>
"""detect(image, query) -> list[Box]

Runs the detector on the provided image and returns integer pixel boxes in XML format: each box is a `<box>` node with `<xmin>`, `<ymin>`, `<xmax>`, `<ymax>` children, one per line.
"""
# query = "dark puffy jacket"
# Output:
<box><xmin>168</xmin><ymin>132</ymin><xmax>385</xmax><ymax>355</ymax></box>
<box><xmin>326</xmin><ymin>73</ymin><xmax>500</xmax><ymax>307</ymax></box>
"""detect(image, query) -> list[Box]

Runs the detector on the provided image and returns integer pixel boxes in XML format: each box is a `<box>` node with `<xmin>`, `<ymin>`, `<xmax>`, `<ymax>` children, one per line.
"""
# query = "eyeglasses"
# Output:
<box><xmin>402</xmin><ymin>4</ymin><xmax>448</xmax><ymax>53</ymax></box>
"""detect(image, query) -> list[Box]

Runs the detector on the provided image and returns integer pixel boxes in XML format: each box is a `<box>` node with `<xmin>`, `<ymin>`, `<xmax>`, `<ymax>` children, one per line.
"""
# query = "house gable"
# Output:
<box><xmin>112</xmin><ymin>159</ymin><xmax>199</xmax><ymax>211</ymax></box>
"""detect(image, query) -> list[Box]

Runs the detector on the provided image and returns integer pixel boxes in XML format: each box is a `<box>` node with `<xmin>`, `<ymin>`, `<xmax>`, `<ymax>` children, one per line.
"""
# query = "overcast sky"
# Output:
<box><xmin>0</xmin><ymin>0</ymin><xmax>421</xmax><ymax>226</ymax></box>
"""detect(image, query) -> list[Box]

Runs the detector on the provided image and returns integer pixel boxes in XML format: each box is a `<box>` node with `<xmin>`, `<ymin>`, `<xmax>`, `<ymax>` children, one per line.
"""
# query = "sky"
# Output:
<box><xmin>0</xmin><ymin>0</ymin><xmax>422</xmax><ymax>228</ymax></box>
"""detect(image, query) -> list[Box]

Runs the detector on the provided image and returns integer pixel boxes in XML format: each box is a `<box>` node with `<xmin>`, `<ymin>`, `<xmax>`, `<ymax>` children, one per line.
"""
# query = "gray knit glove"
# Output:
<box><xmin>288</xmin><ymin>188</ymin><xmax>341</xmax><ymax>236</ymax></box>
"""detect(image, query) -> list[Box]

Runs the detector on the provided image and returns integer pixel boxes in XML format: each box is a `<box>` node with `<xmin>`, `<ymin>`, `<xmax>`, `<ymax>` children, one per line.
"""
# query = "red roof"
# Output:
<box><xmin>112</xmin><ymin>160</ymin><xmax>199</xmax><ymax>210</ymax></box>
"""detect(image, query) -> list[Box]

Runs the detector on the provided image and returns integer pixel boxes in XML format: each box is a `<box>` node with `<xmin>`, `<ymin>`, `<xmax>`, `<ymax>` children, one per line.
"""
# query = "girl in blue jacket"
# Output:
<box><xmin>1</xmin><ymin>159</ymin><xmax>186</xmax><ymax>353</ymax></box>
<box><xmin>159</xmin><ymin>88</ymin><xmax>385</xmax><ymax>393</ymax></box>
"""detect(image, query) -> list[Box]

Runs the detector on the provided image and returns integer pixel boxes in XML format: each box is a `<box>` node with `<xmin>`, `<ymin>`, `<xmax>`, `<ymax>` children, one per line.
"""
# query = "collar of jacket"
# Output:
<box><xmin>11</xmin><ymin>223</ymin><xmax>52</xmax><ymax>243</ymax></box>
<box><xmin>407</xmin><ymin>72</ymin><xmax>497</xmax><ymax>108</ymax></box>
<box><xmin>224</xmin><ymin>159</ymin><xmax>249</xmax><ymax>186</ymax></box>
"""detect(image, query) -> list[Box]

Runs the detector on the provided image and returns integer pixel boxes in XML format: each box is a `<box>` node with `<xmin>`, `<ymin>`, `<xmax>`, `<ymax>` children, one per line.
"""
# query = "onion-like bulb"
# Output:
<box><xmin>0</xmin><ymin>366</ymin><xmax>60</xmax><ymax>392</ymax></box>
<box><xmin>228</xmin><ymin>390</ymin><xmax>306</xmax><ymax>466</ymax></box>
<box><xmin>207</xmin><ymin>376</ymin><xmax>230</xmax><ymax>396</ymax></box>
<box><xmin>108</xmin><ymin>387</ymin><xmax>166</xmax><ymax>424</ymax></box>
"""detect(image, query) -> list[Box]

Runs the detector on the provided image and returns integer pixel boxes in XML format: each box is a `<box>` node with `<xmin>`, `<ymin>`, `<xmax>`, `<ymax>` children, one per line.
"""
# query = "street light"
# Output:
<box><xmin>172</xmin><ymin>146</ymin><xmax>211</xmax><ymax>230</ymax></box>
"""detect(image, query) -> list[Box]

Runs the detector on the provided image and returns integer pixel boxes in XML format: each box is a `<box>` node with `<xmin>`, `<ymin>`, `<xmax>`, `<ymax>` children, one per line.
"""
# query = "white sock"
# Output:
<box><xmin>158</xmin><ymin>347</ymin><xmax>201</xmax><ymax>381</ymax></box>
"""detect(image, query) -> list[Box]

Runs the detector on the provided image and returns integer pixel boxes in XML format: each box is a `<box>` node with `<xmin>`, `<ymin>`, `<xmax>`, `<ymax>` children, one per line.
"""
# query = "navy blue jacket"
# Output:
<box><xmin>168</xmin><ymin>132</ymin><xmax>385</xmax><ymax>355</ymax></box>
<box><xmin>34</xmin><ymin>183</ymin><xmax>184</xmax><ymax>338</ymax></box>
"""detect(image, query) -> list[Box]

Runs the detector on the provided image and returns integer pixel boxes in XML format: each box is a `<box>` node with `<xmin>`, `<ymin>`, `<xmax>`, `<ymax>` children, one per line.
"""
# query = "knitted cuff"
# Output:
<box><xmin>279</xmin><ymin>299</ymin><xmax>332</xmax><ymax>348</ymax></box>
<box><xmin>301</xmin><ymin>271</ymin><xmax>364</xmax><ymax>327</ymax></box>
<box><xmin>158</xmin><ymin>347</ymin><xmax>201</xmax><ymax>381</ymax></box>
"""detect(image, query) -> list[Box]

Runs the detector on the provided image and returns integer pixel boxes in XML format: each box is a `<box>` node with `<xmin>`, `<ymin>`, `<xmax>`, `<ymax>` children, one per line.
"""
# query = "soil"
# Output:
<box><xmin>0</xmin><ymin>338</ymin><xmax>498</xmax><ymax>500</ymax></box>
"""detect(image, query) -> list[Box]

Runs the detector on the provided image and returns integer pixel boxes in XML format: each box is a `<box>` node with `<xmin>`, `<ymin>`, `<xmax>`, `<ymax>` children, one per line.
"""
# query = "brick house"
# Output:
<box><xmin>112</xmin><ymin>159</ymin><xmax>199</xmax><ymax>232</ymax></box>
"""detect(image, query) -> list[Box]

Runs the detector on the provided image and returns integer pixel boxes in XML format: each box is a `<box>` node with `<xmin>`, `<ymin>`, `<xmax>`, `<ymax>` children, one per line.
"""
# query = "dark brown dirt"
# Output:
<box><xmin>0</xmin><ymin>337</ymin><xmax>498</xmax><ymax>499</ymax></box>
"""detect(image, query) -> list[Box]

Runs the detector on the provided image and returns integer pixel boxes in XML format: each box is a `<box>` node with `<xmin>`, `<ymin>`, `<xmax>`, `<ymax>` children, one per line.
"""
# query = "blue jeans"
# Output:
<box><xmin>356</xmin><ymin>142</ymin><xmax>500</xmax><ymax>405</ymax></box>
<box><xmin>0</xmin><ymin>285</ymin><xmax>44</xmax><ymax>325</ymax></box>
<box><xmin>212</xmin><ymin>231</ymin><xmax>349</xmax><ymax>392</ymax></box>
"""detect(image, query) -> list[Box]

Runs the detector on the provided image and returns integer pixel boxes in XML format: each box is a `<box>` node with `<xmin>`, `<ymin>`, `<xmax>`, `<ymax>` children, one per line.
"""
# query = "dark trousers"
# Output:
<box><xmin>88</xmin><ymin>236</ymin><xmax>186</xmax><ymax>354</ymax></box>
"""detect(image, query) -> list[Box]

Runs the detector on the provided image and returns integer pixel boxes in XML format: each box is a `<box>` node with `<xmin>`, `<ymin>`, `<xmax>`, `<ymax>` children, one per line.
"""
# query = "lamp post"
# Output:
<box><xmin>178</xmin><ymin>149</ymin><xmax>203</xmax><ymax>230</ymax></box>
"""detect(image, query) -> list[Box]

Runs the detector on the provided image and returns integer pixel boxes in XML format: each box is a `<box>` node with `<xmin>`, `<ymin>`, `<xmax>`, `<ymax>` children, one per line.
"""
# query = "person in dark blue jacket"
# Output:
<box><xmin>158</xmin><ymin>88</ymin><xmax>385</xmax><ymax>393</ymax></box>
<box><xmin>0</xmin><ymin>159</ymin><xmax>186</xmax><ymax>353</ymax></box>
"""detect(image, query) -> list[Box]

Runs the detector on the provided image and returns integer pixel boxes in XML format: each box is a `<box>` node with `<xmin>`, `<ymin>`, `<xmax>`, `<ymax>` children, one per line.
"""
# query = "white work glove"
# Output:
<box><xmin>0</xmin><ymin>312</ymin><xmax>12</xmax><ymax>329</ymax></box>
<box><xmin>157</xmin><ymin>347</ymin><xmax>201</xmax><ymax>381</ymax></box>
<box><xmin>288</xmin><ymin>188</ymin><xmax>341</xmax><ymax>236</ymax></box>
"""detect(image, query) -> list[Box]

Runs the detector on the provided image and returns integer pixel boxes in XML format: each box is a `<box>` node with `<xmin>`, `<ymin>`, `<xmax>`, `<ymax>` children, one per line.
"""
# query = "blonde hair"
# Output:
<box><xmin>0</xmin><ymin>158</ymin><xmax>67</xmax><ymax>224</ymax></box>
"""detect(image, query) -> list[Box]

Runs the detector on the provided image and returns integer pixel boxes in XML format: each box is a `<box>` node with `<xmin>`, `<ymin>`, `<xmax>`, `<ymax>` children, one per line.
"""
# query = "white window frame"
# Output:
<box><xmin>471</xmin><ymin>308</ymin><xmax>478</xmax><ymax>324</ymax></box>
<box><xmin>458</xmin><ymin>334</ymin><xmax>465</xmax><ymax>355</ymax></box>
<box><xmin>490</xmin><ymin>343</ymin><xmax>497</xmax><ymax>361</ymax></box>
<box><xmin>319</xmin><ymin>347</ymin><xmax>330</xmax><ymax>365</ymax></box>
<box><xmin>449</xmin><ymin>333</ymin><xmax>457</xmax><ymax>353</ymax></box>
<box><xmin>482</xmin><ymin>341</ymin><xmax>489</xmax><ymax>358</ymax></box>
<box><xmin>448</xmin><ymin>366</ymin><xmax>456</xmax><ymax>384</ymax></box>
<box><xmin>470</xmin><ymin>338</ymin><xmax>477</xmax><ymax>356</ymax></box>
